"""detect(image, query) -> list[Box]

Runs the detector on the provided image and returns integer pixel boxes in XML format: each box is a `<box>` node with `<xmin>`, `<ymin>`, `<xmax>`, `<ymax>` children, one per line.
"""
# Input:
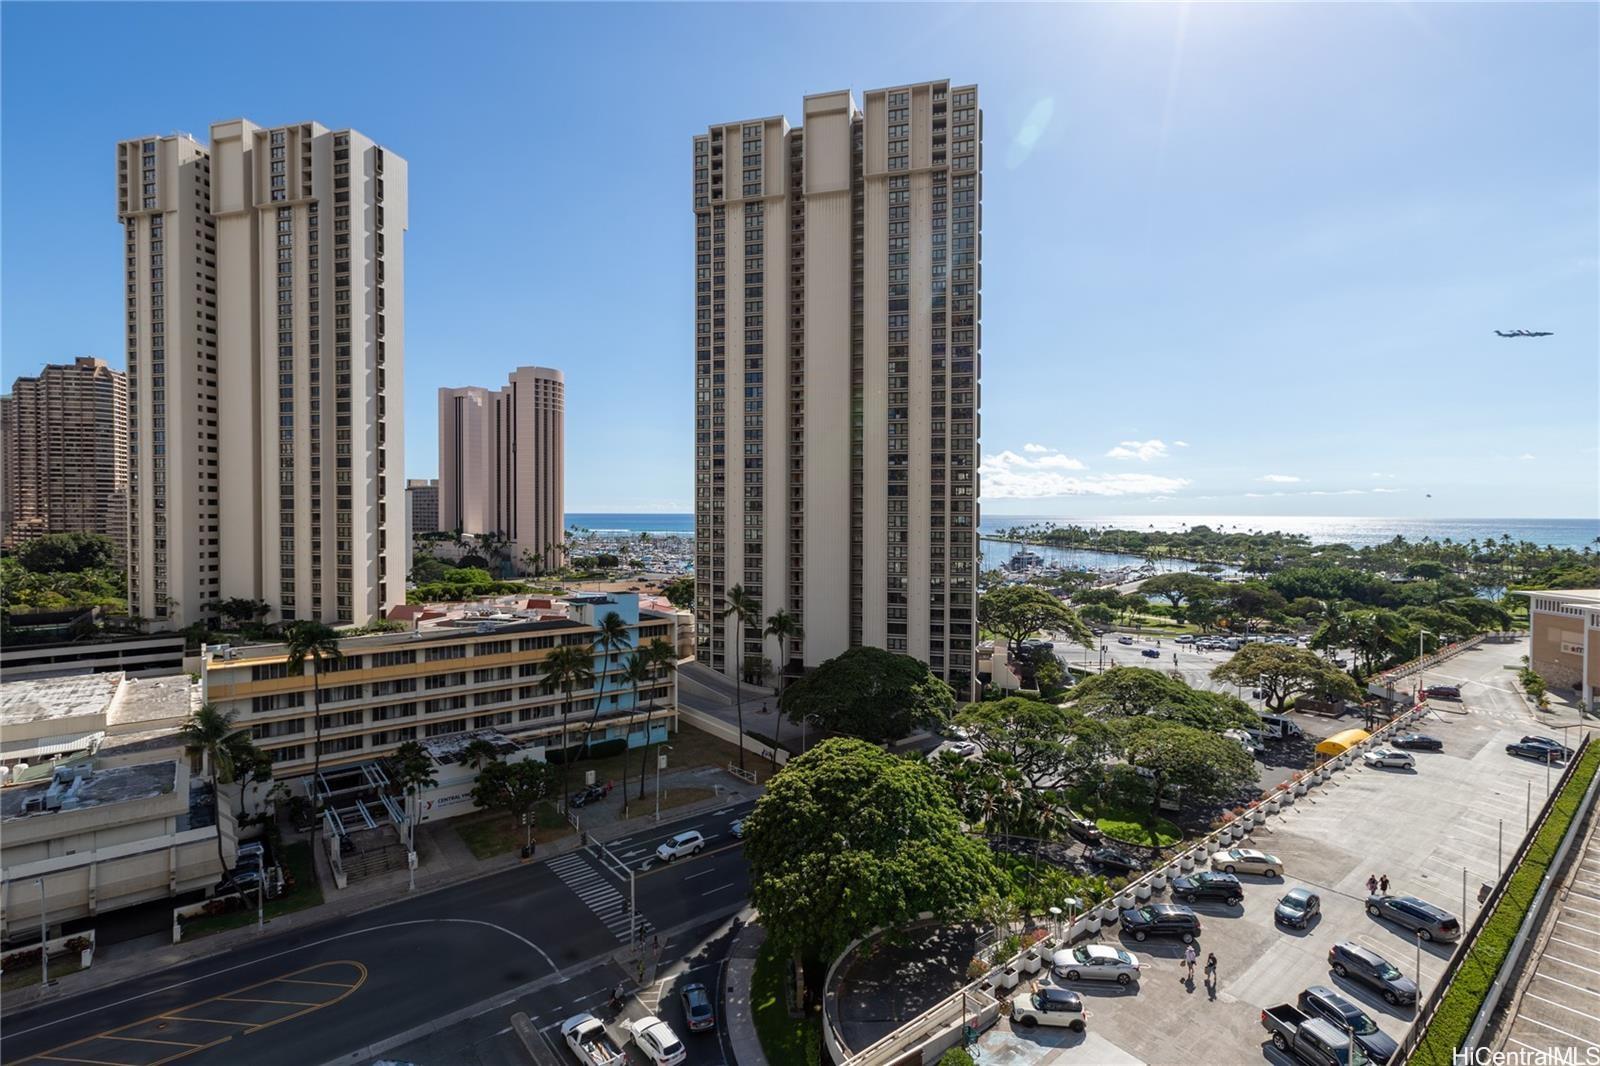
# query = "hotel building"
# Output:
<box><xmin>407</xmin><ymin>477</ymin><xmax>439</xmax><ymax>536</ymax></box>
<box><xmin>438</xmin><ymin>366</ymin><xmax>565</xmax><ymax>569</ymax></box>
<box><xmin>1523</xmin><ymin>589</ymin><xmax>1600</xmax><ymax>715</ymax></box>
<box><xmin>692</xmin><ymin>80</ymin><xmax>982</xmax><ymax>693</ymax></box>
<box><xmin>116</xmin><ymin>120</ymin><xmax>406</xmax><ymax>628</ymax></box>
<box><xmin>200</xmin><ymin>592</ymin><xmax>675</xmax><ymax>781</ymax></box>
<box><xmin>1</xmin><ymin>357</ymin><xmax>129</xmax><ymax>553</ymax></box>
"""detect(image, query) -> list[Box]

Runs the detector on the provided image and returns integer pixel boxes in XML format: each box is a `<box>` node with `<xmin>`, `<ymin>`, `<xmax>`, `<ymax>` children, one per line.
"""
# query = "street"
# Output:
<box><xmin>2</xmin><ymin>801</ymin><xmax>756</xmax><ymax>1066</ymax></box>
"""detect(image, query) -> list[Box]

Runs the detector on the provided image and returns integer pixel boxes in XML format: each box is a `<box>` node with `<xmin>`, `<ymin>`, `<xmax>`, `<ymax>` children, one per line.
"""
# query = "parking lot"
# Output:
<box><xmin>982</xmin><ymin>638</ymin><xmax>1576</xmax><ymax>1064</ymax></box>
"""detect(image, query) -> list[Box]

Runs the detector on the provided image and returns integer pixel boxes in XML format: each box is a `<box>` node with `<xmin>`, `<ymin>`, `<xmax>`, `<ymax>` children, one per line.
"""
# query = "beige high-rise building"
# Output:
<box><xmin>406</xmin><ymin>477</ymin><xmax>439</xmax><ymax>536</ymax></box>
<box><xmin>438</xmin><ymin>367</ymin><xmax>565</xmax><ymax>569</ymax></box>
<box><xmin>1</xmin><ymin>357</ymin><xmax>130</xmax><ymax>554</ymax></box>
<box><xmin>693</xmin><ymin>80</ymin><xmax>982</xmax><ymax>693</ymax></box>
<box><xmin>118</xmin><ymin>121</ymin><xmax>406</xmax><ymax>629</ymax></box>
<box><xmin>116</xmin><ymin>134</ymin><xmax>219</xmax><ymax>624</ymax></box>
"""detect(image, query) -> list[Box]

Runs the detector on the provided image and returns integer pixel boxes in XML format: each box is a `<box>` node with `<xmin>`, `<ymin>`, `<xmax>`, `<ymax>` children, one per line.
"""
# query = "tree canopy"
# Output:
<box><xmin>779</xmin><ymin>646</ymin><xmax>954</xmax><ymax>743</ymax></box>
<box><xmin>745</xmin><ymin>738</ymin><xmax>999</xmax><ymax>965</ymax></box>
<box><xmin>979</xmin><ymin>585</ymin><xmax>1093</xmax><ymax>662</ymax></box>
<box><xmin>1210</xmin><ymin>643</ymin><xmax>1362</xmax><ymax>711</ymax></box>
<box><xmin>1065</xmin><ymin>667</ymin><xmax>1258</xmax><ymax>732</ymax></box>
<box><xmin>953</xmin><ymin>696</ymin><xmax>1116</xmax><ymax>792</ymax></box>
<box><xmin>471</xmin><ymin>758</ymin><xmax>561</xmax><ymax>825</ymax></box>
<box><xmin>1139</xmin><ymin>572</ymin><xmax>1218</xmax><ymax>609</ymax></box>
<box><xmin>1118</xmin><ymin>720</ymin><xmax>1259</xmax><ymax>812</ymax></box>
<box><xmin>16</xmin><ymin>532</ymin><xmax>118</xmax><ymax>574</ymax></box>
<box><xmin>661</xmin><ymin>576</ymin><xmax>695</xmax><ymax>609</ymax></box>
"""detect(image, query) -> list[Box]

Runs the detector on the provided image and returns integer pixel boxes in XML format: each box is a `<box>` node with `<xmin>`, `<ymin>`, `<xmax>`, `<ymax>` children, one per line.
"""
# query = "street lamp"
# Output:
<box><xmin>36</xmin><ymin>877</ymin><xmax>48</xmax><ymax>992</ymax></box>
<box><xmin>655</xmin><ymin>745</ymin><xmax>672</xmax><ymax>823</ymax></box>
<box><xmin>1416</xmin><ymin>628</ymin><xmax>1436</xmax><ymax>701</ymax></box>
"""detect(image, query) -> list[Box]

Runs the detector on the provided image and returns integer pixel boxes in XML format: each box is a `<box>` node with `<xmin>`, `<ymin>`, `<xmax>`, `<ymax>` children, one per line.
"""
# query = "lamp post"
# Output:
<box><xmin>655</xmin><ymin>746</ymin><xmax>672</xmax><ymax>823</ymax></box>
<box><xmin>36</xmin><ymin>877</ymin><xmax>48</xmax><ymax>992</ymax></box>
<box><xmin>1048</xmin><ymin>906</ymin><xmax>1062</xmax><ymax>942</ymax></box>
<box><xmin>254</xmin><ymin>849</ymin><xmax>266</xmax><ymax>931</ymax></box>
<box><xmin>1415</xmin><ymin>929</ymin><xmax>1425</xmax><ymax>1006</ymax></box>
<box><xmin>1416</xmin><ymin>628</ymin><xmax>1435</xmax><ymax>701</ymax></box>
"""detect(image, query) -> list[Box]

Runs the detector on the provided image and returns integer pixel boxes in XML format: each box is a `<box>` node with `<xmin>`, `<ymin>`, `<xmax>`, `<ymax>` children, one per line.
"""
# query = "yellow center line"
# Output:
<box><xmin>157</xmin><ymin>1016</ymin><xmax>256</xmax><ymax>1027</ymax></box>
<box><xmin>274</xmin><ymin>977</ymin><xmax>359</xmax><ymax>988</ymax></box>
<box><xmin>217</xmin><ymin>995</ymin><xmax>323</xmax><ymax>1007</ymax></box>
<box><xmin>33</xmin><ymin>1055</ymin><xmax>135</xmax><ymax>1066</ymax></box>
<box><xmin>97</xmin><ymin>1035</ymin><xmax>204</xmax><ymax>1048</ymax></box>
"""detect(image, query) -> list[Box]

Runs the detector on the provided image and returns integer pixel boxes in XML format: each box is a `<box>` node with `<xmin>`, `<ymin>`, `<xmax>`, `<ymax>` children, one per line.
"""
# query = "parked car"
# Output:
<box><xmin>1328</xmin><ymin>941</ymin><xmax>1418</xmax><ymax>1005</ymax></box>
<box><xmin>1119</xmin><ymin>903</ymin><xmax>1201</xmax><ymax>943</ymax></box>
<box><xmin>1521</xmin><ymin>735</ymin><xmax>1575</xmax><ymax>757</ymax></box>
<box><xmin>624</xmin><ymin>1015</ymin><xmax>687</xmax><ymax>1066</ymax></box>
<box><xmin>1176</xmin><ymin>634</ymin><xmax>1195</xmax><ymax>644</ymax></box>
<box><xmin>1299</xmin><ymin>985</ymin><xmax>1398</xmax><ymax>1064</ymax></box>
<box><xmin>1211</xmin><ymin>848</ymin><xmax>1283</xmax><ymax>877</ymax></box>
<box><xmin>1390</xmin><ymin>734</ymin><xmax>1442</xmax><ymax>751</ymax></box>
<box><xmin>1275</xmin><ymin>887</ymin><xmax>1322</xmax><ymax>929</ymax></box>
<box><xmin>1424</xmin><ymin>685</ymin><xmax>1461</xmax><ymax>700</ymax></box>
<box><xmin>569</xmin><ymin>783</ymin><xmax>610</xmax><ymax>809</ymax></box>
<box><xmin>679</xmin><ymin>982</ymin><xmax>716</xmax><ymax>1032</ymax></box>
<box><xmin>1170</xmin><ymin>871</ymin><xmax>1243</xmax><ymax>906</ymax></box>
<box><xmin>1362</xmin><ymin>748</ymin><xmax>1415</xmax><ymax>769</ymax></box>
<box><xmin>1010</xmin><ymin>986</ymin><xmax>1085</xmax><ymax>1030</ymax></box>
<box><xmin>1506</xmin><ymin>740</ymin><xmax>1564</xmax><ymax>764</ymax></box>
<box><xmin>1065</xmin><ymin>817</ymin><xmax>1103</xmax><ymax>845</ymax></box>
<box><xmin>655</xmin><ymin>831</ymin><xmax>706</xmax><ymax>862</ymax></box>
<box><xmin>1118</xmin><ymin>635</ymin><xmax>1135</xmax><ymax>646</ymax></box>
<box><xmin>1365</xmin><ymin>894</ymin><xmax>1460</xmax><ymax>942</ymax></box>
<box><xmin>1050</xmin><ymin>943</ymin><xmax>1141</xmax><ymax>985</ymax></box>
<box><xmin>1260</xmin><ymin>1003</ymin><xmax>1362</xmax><ymax>1066</ymax></box>
<box><xmin>1141</xmin><ymin>648</ymin><xmax>1161</xmax><ymax>658</ymax></box>
<box><xmin>1089</xmin><ymin>846</ymin><xmax>1141</xmax><ymax>874</ymax></box>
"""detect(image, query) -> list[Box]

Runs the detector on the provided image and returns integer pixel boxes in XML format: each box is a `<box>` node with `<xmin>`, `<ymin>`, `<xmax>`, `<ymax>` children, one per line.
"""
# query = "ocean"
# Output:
<box><xmin>568</xmin><ymin>513</ymin><xmax>1598</xmax><ymax>551</ymax></box>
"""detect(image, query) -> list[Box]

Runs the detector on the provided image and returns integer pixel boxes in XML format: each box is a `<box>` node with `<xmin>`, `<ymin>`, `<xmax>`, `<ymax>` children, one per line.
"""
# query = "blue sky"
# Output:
<box><xmin>3</xmin><ymin>2</ymin><xmax>1595</xmax><ymax>517</ymax></box>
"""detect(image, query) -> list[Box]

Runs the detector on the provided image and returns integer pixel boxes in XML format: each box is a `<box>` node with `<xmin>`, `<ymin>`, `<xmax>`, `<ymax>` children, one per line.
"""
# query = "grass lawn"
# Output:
<box><xmin>752</xmin><ymin>939</ymin><xmax>822</xmax><ymax>1066</ymax></box>
<box><xmin>455</xmin><ymin>801</ymin><xmax>572</xmax><ymax>860</ymax></box>
<box><xmin>1</xmin><ymin>953</ymin><xmax>86</xmax><ymax>992</ymax></box>
<box><xmin>1068</xmin><ymin>788</ymin><xmax>1184</xmax><ymax>848</ymax></box>
<box><xmin>179</xmin><ymin>841</ymin><xmax>324</xmax><ymax>941</ymax></box>
<box><xmin>1410</xmin><ymin>744</ymin><xmax>1600</xmax><ymax>1066</ymax></box>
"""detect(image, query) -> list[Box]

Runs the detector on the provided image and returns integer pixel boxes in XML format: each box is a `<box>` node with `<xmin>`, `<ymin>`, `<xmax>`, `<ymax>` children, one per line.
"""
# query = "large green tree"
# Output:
<box><xmin>1118</xmin><ymin>719</ymin><xmax>1259</xmax><ymax>812</ymax></box>
<box><xmin>660</xmin><ymin>576</ymin><xmax>695</xmax><ymax>610</ymax></box>
<box><xmin>980</xmin><ymin>585</ymin><xmax>1094</xmax><ymax>663</ymax></box>
<box><xmin>745</xmin><ymin>738</ymin><xmax>1000</xmax><ymax>967</ymax></box>
<box><xmin>471</xmin><ymin>758</ymin><xmax>561</xmax><ymax>839</ymax></box>
<box><xmin>779</xmin><ymin>646</ymin><xmax>955</xmax><ymax>744</ymax></box>
<box><xmin>1210</xmin><ymin>643</ymin><xmax>1362</xmax><ymax>711</ymax></box>
<box><xmin>16</xmin><ymin>532</ymin><xmax>118</xmax><ymax>574</ymax></box>
<box><xmin>1065</xmin><ymin>667</ymin><xmax>1257</xmax><ymax>732</ymax></box>
<box><xmin>178</xmin><ymin>703</ymin><xmax>263</xmax><ymax>878</ymax></box>
<box><xmin>1139</xmin><ymin>572</ymin><xmax>1218</xmax><ymax>610</ymax></box>
<box><xmin>952</xmin><ymin>697</ymin><xmax>1116</xmax><ymax>793</ymax></box>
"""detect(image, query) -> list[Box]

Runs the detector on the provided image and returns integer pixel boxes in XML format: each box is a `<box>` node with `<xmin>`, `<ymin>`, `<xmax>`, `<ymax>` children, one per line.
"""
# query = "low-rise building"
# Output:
<box><xmin>1</xmin><ymin>671</ymin><xmax>195</xmax><ymax>780</ymax></box>
<box><xmin>199</xmin><ymin>591</ymin><xmax>678</xmax><ymax>786</ymax></box>
<box><xmin>0</xmin><ymin>759</ymin><xmax>235</xmax><ymax>942</ymax></box>
<box><xmin>1523</xmin><ymin>589</ymin><xmax>1600</xmax><ymax>713</ymax></box>
<box><xmin>1</xmin><ymin>608</ymin><xmax>187</xmax><ymax>680</ymax></box>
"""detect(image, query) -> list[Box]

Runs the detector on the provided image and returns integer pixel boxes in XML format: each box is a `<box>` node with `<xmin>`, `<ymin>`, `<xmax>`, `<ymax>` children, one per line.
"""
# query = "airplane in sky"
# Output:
<box><xmin>1494</xmin><ymin>329</ymin><xmax>1554</xmax><ymax>337</ymax></box>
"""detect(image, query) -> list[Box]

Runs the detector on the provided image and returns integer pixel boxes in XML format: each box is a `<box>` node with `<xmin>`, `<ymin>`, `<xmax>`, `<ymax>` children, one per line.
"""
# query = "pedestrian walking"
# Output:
<box><xmin>1204</xmin><ymin>952</ymin><xmax>1218</xmax><ymax>985</ymax></box>
<box><xmin>1366</xmin><ymin>874</ymin><xmax>1379</xmax><ymax>895</ymax></box>
<box><xmin>1184</xmin><ymin>944</ymin><xmax>1197</xmax><ymax>981</ymax></box>
<box><xmin>1380</xmin><ymin>874</ymin><xmax>1390</xmax><ymax>894</ymax></box>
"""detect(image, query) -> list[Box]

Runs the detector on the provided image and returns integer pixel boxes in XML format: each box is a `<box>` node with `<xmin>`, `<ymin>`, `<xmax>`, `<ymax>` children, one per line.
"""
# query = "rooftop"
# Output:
<box><xmin>1524</xmin><ymin>588</ymin><xmax>1600</xmax><ymax>608</ymax></box>
<box><xmin>420</xmin><ymin>729</ymin><xmax>523</xmax><ymax>766</ymax></box>
<box><xmin>111</xmin><ymin>674</ymin><xmax>199</xmax><ymax>728</ymax></box>
<box><xmin>0</xmin><ymin>673</ymin><xmax>121</xmax><ymax>726</ymax></box>
<box><xmin>1</xmin><ymin>760</ymin><xmax>178</xmax><ymax>822</ymax></box>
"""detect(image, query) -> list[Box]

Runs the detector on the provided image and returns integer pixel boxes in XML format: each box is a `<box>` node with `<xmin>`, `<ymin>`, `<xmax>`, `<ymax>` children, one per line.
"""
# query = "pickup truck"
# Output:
<box><xmin>560</xmin><ymin>1013</ymin><xmax>626</xmax><ymax>1066</ymax></box>
<box><xmin>1261</xmin><ymin>1004</ymin><xmax>1366</xmax><ymax>1066</ymax></box>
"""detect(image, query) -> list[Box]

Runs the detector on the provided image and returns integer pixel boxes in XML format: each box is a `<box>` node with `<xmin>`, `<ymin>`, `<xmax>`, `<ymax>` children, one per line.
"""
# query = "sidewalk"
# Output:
<box><xmin>2</xmin><ymin>774</ymin><xmax>758</xmax><ymax>1016</ymax></box>
<box><xmin>725</xmin><ymin>919</ymin><xmax>770</xmax><ymax>1066</ymax></box>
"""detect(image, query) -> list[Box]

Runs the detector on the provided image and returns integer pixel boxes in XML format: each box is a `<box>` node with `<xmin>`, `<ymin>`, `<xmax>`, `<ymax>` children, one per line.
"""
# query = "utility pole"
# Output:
<box><xmin>36</xmin><ymin>878</ymin><xmax>48</xmax><ymax>991</ymax></box>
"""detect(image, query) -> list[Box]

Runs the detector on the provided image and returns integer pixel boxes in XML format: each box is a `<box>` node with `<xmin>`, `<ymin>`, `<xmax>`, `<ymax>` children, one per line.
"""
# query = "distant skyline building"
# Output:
<box><xmin>1</xmin><ymin>356</ymin><xmax>129</xmax><ymax>554</ymax></box>
<box><xmin>117</xmin><ymin>121</ymin><xmax>406</xmax><ymax>628</ymax></box>
<box><xmin>438</xmin><ymin>366</ymin><xmax>565</xmax><ymax>569</ymax></box>
<box><xmin>407</xmin><ymin>477</ymin><xmax>439</xmax><ymax>536</ymax></box>
<box><xmin>693</xmin><ymin>80</ymin><xmax>982</xmax><ymax>693</ymax></box>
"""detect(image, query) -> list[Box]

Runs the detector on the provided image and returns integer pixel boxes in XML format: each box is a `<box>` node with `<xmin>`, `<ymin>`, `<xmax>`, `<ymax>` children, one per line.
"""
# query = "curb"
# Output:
<box><xmin>725</xmin><ymin>918</ymin><xmax>770</xmax><ymax>1066</ymax></box>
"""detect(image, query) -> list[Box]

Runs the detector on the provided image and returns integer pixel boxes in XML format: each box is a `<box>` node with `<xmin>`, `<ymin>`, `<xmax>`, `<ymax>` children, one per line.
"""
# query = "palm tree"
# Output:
<box><xmin>583</xmin><ymin>611</ymin><xmax>633</xmax><ymax>759</ymax></box>
<box><xmin>390</xmin><ymin>740</ymin><xmax>438</xmax><ymax>865</ymax></box>
<box><xmin>284</xmin><ymin>621</ymin><xmax>343</xmax><ymax>855</ymax></box>
<box><xmin>638</xmin><ymin>638</ymin><xmax>677</xmax><ymax>801</ymax></box>
<box><xmin>721</xmin><ymin>584</ymin><xmax>760</xmax><ymax>771</ymax></box>
<box><xmin>179</xmin><ymin>702</ymin><xmax>253</xmax><ymax>879</ymax></box>
<box><xmin>462</xmin><ymin>737</ymin><xmax>500</xmax><ymax>771</ymax></box>
<box><xmin>619</xmin><ymin>650</ymin><xmax>653</xmax><ymax>812</ymax></box>
<box><xmin>542</xmin><ymin>643</ymin><xmax>596</xmax><ymax>809</ymax></box>
<box><xmin>764</xmin><ymin>609</ymin><xmax>803</xmax><ymax>768</ymax></box>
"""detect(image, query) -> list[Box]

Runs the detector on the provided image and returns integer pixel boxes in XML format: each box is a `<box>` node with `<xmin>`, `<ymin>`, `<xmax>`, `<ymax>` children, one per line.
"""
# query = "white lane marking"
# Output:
<box><xmin>1549</xmin><ymin>937</ymin><xmax>1600</xmax><ymax>957</ymax></box>
<box><xmin>1532</xmin><ymin>972</ymin><xmax>1600</xmax><ymax>999</ymax></box>
<box><xmin>700</xmin><ymin>882</ymin><xmax>739</xmax><ymax>896</ymax></box>
<box><xmin>1543</xmin><ymin>955</ymin><xmax>1600</xmax><ymax>978</ymax></box>
<box><xmin>5</xmin><ymin>918</ymin><xmax>556</xmax><ymax>1040</ymax></box>
<box><xmin>1523</xmin><ymin>992</ymin><xmax>1600</xmax><ymax>1023</ymax></box>
<box><xmin>684</xmin><ymin>867</ymin><xmax>723</xmax><ymax>881</ymax></box>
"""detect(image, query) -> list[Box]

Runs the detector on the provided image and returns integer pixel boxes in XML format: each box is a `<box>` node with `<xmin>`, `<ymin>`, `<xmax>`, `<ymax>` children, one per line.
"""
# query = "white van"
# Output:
<box><xmin>1258</xmin><ymin>714</ymin><xmax>1303</xmax><ymax>741</ymax></box>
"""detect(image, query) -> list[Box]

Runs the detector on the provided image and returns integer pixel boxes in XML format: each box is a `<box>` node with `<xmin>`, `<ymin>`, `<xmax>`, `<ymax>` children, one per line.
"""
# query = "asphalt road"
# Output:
<box><xmin>3</xmin><ymin>800</ymin><xmax>757</xmax><ymax>1066</ymax></box>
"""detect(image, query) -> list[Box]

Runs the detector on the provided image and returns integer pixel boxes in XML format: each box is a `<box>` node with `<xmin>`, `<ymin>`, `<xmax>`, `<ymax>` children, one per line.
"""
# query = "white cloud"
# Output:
<box><xmin>980</xmin><ymin>449</ymin><xmax>1188</xmax><ymax>499</ymax></box>
<box><xmin>1173</xmin><ymin>440</ymin><xmax>1190</xmax><ymax>448</ymax></box>
<box><xmin>1243</xmin><ymin>492</ymin><xmax>1266</xmax><ymax>498</ymax></box>
<box><xmin>1519</xmin><ymin>453</ymin><xmax>1536</xmax><ymax>461</ymax></box>
<box><xmin>1022</xmin><ymin>443</ymin><xmax>1049</xmax><ymax>454</ymax></box>
<box><xmin>1372</xmin><ymin>487</ymin><xmax>1403</xmax><ymax>494</ymax></box>
<box><xmin>1370</xmin><ymin>472</ymin><xmax>1396</xmax><ymax>480</ymax></box>
<box><xmin>1259</xmin><ymin>474</ymin><xmax>1301</xmax><ymax>484</ymax></box>
<box><xmin>1308</xmin><ymin>489</ymin><xmax>1367</xmax><ymax>496</ymax></box>
<box><xmin>1105</xmin><ymin>439</ymin><xmax>1170</xmax><ymax>462</ymax></box>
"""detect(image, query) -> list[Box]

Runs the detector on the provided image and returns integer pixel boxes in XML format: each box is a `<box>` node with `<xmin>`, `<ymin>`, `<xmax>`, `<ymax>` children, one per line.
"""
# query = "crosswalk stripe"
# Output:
<box><xmin>545</xmin><ymin>850</ymin><xmax>654</xmax><ymax>944</ymax></box>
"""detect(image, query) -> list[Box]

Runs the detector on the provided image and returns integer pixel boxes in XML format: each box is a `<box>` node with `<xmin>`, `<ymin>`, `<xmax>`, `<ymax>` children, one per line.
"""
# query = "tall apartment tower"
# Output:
<box><xmin>692</xmin><ymin>80</ymin><xmax>982</xmax><ymax>693</ymax></box>
<box><xmin>1</xmin><ymin>357</ymin><xmax>130</xmax><ymax>553</ymax></box>
<box><xmin>117</xmin><ymin>121</ymin><xmax>406</xmax><ymax>629</ymax></box>
<box><xmin>438</xmin><ymin>367</ymin><xmax>565</xmax><ymax>569</ymax></box>
<box><xmin>406</xmin><ymin>478</ymin><xmax>439</xmax><ymax>536</ymax></box>
<box><xmin>116</xmin><ymin>134</ymin><xmax>220</xmax><ymax>624</ymax></box>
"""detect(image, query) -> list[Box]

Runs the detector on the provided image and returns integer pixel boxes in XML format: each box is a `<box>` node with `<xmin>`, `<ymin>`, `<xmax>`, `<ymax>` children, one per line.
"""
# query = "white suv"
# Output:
<box><xmin>655</xmin><ymin>830</ymin><xmax>706</xmax><ymax>862</ymax></box>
